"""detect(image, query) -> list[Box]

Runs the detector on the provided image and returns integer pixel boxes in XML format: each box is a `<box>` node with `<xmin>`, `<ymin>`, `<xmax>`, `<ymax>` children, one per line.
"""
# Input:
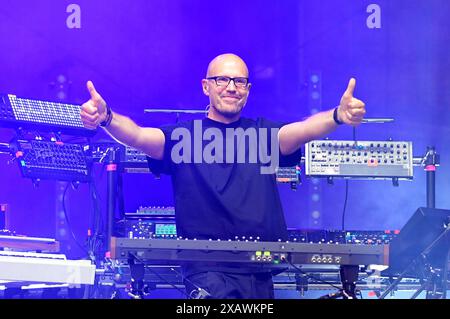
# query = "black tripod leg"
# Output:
<box><xmin>379</xmin><ymin>260</ymin><xmax>417</xmax><ymax>299</ymax></box>
<box><xmin>380</xmin><ymin>275</ymin><xmax>403</xmax><ymax>299</ymax></box>
<box><xmin>340</xmin><ymin>265</ymin><xmax>359</xmax><ymax>299</ymax></box>
<box><xmin>410</xmin><ymin>281</ymin><xmax>427</xmax><ymax>299</ymax></box>
<box><xmin>442</xmin><ymin>243</ymin><xmax>450</xmax><ymax>299</ymax></box>
<box><xmin>425</xmin><ymin>270</ymin><xmax>447</xmax><ymax>299</ymax></box>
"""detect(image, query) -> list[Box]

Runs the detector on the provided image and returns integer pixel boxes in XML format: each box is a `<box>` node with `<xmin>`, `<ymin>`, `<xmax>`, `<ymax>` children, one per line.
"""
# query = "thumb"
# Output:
<box><xmin>86</xmin><ymin>80</ymin><xmax>100</xmax><ymax>100</ymax></box>
<box><xmin>344</xmin><ymin>78</ymin><xmax>356</xmax><ymax>97</ymax></box>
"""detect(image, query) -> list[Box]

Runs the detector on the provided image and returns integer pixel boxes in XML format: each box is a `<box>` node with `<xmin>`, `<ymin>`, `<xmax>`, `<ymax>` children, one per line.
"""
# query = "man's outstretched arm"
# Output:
<box><xmin>80</xmin><ymin>81</ymin><xmax>165</xmax><ymax>160</ymax></box>
<box><xmin>278</xmin><ymin>78</ymin><xmax>366</xmax><ymax>155</ymax></box>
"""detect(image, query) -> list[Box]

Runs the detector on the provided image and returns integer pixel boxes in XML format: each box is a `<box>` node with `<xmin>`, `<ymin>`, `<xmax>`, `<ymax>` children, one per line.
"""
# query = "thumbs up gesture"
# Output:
<box><xmin>80</xmin><ymin>81</ymin><xmax>108</xmax><ymax>129</ymax></box>
<box><xmin>336</xmin><ymin>78</ymin><xmax>366</xmax><ymax>126</ymax></box>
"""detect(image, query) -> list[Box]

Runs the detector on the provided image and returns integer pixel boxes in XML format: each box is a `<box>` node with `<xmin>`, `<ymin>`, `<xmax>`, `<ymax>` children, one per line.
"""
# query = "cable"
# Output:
<box><xmin>62</xmin><ymin>182</ymin><xmax>89</xmax><ymax>254</ymax></box>
<box><xmin>341</xmin><ymin>180</ymin><xmax>349</xmax><ymax>231</ymax></box>
<box><xmin>340</xmin><ymin>127</ymin><xmax>356</xmax><ymax>231</ymax></box>
<box><xmin>169</xmin><ymin>266</ymin><xmax>211</xmax><ymax>299</ymax></box>
<box><xmin>88</xmin><ymin>180</ymin><xmax>104</xmax><ymax>263</ymax></box>
<box><xmin>281</xmin><ymin>255</ymin><xmax>342</xmax><ymax>291</ymax></box>
<box><xmin>128</xmin><ymin>253</ymin><xmax>191</xmax><ymax>298</ymax></box>
<box><xmin>90</xmin><ymin>181</ymin><xmax>103</xmax><ymax>237</ymax></box>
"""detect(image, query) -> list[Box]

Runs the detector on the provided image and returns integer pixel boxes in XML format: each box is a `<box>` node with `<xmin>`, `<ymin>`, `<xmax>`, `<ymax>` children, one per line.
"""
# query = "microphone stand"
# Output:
<box><xmin>144</xmin><ymin>109</ymin><xmax>207</xmax><ymax>114</ymax></box>
<box><xmin>144</xmin><ymin>108</ymin><xmax>207</xmax><ymax>123</ymax></box>
<box><xmin>361</xmin><ymin>118</ymin><xmax>395</xmax><ymax>124</ymax></box>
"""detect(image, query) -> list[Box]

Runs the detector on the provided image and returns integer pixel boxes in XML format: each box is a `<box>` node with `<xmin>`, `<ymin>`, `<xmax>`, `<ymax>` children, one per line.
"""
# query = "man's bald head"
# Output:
<box><xmin>202</xmin><ymin>53</ymin><xmax>251</xmax><ymax>123</ymax></box>
<box><xmin>206</xmin><ymin>53</ymin><xmax>249</xmax><ymax>78</ymax></box>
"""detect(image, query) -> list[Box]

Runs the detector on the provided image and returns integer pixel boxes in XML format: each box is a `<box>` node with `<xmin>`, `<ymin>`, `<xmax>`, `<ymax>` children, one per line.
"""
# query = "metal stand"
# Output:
<box><xmin>379</xmin><ymin>146</ymin><xmax>448</xmax><ymax>299</ymax></box>
<box><xmin>423</xmin><ymin>147</ymin><xmax>439</xmax><ymax>208</ymax></box>
<box><xmin>380</xmin><ymin>224</ymin><xmax>449</xmax><ymax>299</ymax></box>
<box><xmin>106</xmin><ymin>147</ymin><xmax>119</xmax><ymax>253</ymax></box>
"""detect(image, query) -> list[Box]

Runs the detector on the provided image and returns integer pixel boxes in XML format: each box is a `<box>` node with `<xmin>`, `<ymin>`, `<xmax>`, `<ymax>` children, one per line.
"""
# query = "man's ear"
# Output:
<box><xmin>201</xmin><ymin>79</ymin><xmax>209</xmax><ymax>96</ymax></box>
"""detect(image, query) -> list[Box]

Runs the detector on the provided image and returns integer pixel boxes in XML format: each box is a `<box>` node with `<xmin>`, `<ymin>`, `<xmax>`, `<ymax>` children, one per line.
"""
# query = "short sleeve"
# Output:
<box><xmin>147</xmin><ymin>124</ymin><xmax>177</xmax><ymax>176</ymax></box>
<box><xmin>256</xmin><ymin>118</ymin><xmax>302</xmax><ymax>167</ymax></box>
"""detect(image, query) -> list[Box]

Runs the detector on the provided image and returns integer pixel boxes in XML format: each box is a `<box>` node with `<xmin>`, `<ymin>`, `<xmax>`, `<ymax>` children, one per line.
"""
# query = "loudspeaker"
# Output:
<box><xmin>386</xmin><ymin>207</ymin><xmax>450</xmax><ymax>276</ymax></box>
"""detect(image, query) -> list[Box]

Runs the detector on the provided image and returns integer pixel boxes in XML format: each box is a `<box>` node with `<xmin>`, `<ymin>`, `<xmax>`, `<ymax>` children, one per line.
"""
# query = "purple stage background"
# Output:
<box><xmin>0</xmin><ymin>0</ymin><xmax>449</xmax><ymax>258</ymax></box>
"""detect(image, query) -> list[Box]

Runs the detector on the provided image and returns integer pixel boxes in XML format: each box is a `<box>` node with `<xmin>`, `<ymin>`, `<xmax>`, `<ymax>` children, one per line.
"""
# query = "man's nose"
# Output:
<box><xmin>226</xmin><ymin>80</ymin><xmax>237</xmax><ymax>91</ymax></box>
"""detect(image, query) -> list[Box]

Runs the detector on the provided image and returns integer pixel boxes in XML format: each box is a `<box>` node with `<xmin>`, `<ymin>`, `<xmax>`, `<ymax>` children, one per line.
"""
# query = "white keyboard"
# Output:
<box><xmin>0</xmin><ymin>251</ymin><xmax>96</xmax><ymax>285</ymax></box>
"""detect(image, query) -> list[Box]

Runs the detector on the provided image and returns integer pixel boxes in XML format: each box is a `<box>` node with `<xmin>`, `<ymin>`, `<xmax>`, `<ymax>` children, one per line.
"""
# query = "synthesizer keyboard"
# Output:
<box><xmin>0</xmin><ymin>251</ymin><xmax>96</xmax><ymax>285</ymax></box>
<box><xmin>111</xmin><ymin>237</ymin><xmax>389</xmax><ymax>266</ymax></box>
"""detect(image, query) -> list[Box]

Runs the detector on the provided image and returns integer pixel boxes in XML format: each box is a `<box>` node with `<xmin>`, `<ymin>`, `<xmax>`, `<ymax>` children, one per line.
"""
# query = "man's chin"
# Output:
<box><xmin>217</xmin><ymin>106</ymin><xmax>242</xmax><ymax>118</ymax></box>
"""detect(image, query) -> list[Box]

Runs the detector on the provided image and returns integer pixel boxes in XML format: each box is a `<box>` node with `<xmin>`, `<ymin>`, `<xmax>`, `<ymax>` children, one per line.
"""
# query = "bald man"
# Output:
<box><xmin>81</xmin><ymin>53</ymin><xmax>365</xmax><ymax>299</ymax></box>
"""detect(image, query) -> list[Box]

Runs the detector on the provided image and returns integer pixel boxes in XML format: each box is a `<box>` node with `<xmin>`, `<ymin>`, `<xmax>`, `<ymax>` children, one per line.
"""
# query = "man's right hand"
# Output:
<box><xmin>80</xmin><ymin>81</ymin><xmax>108</xmax><ymax>129</ymax></box>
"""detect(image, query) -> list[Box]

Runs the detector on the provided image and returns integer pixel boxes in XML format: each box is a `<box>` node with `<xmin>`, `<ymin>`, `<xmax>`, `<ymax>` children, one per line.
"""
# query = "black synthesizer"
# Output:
<box><xmin>111</xmin><ymin>237</ymin><xmax>389</xmax><ymax>266</ymax></box>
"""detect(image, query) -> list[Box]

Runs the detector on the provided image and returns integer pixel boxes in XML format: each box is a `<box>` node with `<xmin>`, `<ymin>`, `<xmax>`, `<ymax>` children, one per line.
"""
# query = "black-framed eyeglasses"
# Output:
<box><xmin>206</xmin><ymin>76</ymin><xmax>250</xmax><ymax>88</ymax></box>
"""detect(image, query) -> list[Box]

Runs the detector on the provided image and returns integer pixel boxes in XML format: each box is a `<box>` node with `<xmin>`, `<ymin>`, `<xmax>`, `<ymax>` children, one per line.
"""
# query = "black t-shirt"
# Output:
<box><xmin>147</xmin><ymin>117</ymin><xmax>301</xmax><ymax>275</ymax></box>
